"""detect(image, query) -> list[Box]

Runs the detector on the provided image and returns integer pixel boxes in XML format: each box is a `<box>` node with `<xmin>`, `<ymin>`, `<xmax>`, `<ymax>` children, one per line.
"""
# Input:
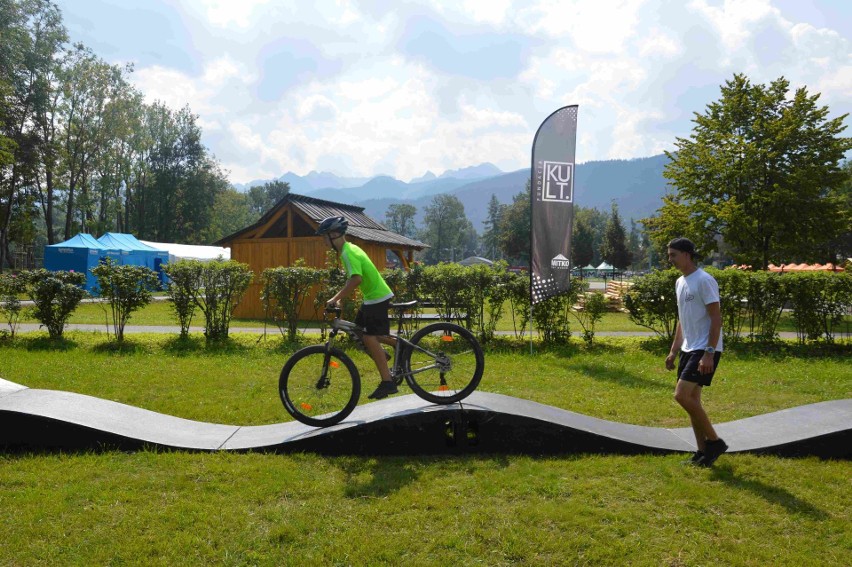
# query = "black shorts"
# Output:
<box><xmin>677</xmin><ymin>350</ymin><xmax>722</xmax><ymax>387</ymax></box>
<box><xmin>354</xmin><ymin>299</ymin><xmax>391</xmax><ymax>336</ymax></box>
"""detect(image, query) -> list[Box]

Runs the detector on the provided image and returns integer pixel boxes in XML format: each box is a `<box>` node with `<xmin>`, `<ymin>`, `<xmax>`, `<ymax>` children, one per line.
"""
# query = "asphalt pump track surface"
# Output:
<box><xmin>1</xmin><ymin>378</ymin><xmax>849</xmax><ymax>458</ymax></box>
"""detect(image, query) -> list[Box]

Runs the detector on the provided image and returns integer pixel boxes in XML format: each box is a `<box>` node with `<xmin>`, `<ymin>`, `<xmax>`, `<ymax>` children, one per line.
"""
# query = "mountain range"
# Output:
<box><xmin>233</xmin><ymin>154</ymin><xmax>673</xmax><ymax>231</ymax></box>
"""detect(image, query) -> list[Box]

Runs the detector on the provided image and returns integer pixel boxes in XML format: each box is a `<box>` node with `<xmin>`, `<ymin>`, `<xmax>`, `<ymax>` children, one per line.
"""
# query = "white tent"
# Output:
<box><xmin>140</xmin><ymin>240</ymin><xmax>230</xmax><ymax>263</ymax></box>
<box><xmin>458</xmin><ymin>256</ymin><xmax>494</xmax><ymax>266</ymax></box>
<box><xmin>596</xmin><ymin>262</ymin><xmax>615</xmax><ymax>270</ymax></box>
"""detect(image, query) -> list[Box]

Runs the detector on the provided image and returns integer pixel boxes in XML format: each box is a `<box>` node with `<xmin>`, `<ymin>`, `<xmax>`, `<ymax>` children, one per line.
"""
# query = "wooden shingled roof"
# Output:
<box><xmin>214</xmin><ymin>193</ymin><xmax>427</xmax><ymax>250</ymax></box>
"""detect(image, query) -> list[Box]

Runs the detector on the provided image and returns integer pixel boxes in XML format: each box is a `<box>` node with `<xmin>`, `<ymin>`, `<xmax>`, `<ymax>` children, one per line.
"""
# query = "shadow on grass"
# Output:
<box><xmin>336</xmin><ymin>455</ymin><xmax>513</xmax><ymax>498</ymax></box>
<box><xmin>91</xmin><ymin>339</ymin><xmax>155</xmax><ymax>354</ymax></box>
<box><xmin>337</xmin><ymin>457</ymin><xmax>423</xmax><ymax>498</ymax></box>
<box><xmin>0</xmin><ymin>334</ymin><xmax>79</xmax><ymax>351</ymax></box>
<box><xmin>711</xmin><ymin>463</ymin><xmax>829</xmax><ymax>520</ymax></box>
<box><xmin>573</xmin><ymin>362</ymin><xmax>670</xmax><ymax>391</ymax></box>
<box><xmin>158</xmin><ymin>335</ymin><xmax>256</xmax><ymax>356</ymax></box>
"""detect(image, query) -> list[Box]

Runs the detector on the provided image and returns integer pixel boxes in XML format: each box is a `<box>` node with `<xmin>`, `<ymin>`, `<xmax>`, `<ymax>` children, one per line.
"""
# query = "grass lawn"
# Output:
<box><xmin>1</xmin><ymin>333</ymin><xmax>850</xmax><ymax>565</ymax></box>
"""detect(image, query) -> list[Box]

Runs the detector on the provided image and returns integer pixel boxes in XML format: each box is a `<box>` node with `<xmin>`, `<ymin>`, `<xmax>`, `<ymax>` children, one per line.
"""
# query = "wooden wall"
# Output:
<box><xmin>230</xmin><ymin>235</ymin><xmax>404</xmax><ymax>320</ymax></box>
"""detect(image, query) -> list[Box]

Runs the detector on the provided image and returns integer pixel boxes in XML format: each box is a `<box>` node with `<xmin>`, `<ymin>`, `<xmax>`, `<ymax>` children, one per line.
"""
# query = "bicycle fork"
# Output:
<box><xmin>316</xmin><ymin>331</ymin><xmax>340</xmax><ymax>390</ymax></box>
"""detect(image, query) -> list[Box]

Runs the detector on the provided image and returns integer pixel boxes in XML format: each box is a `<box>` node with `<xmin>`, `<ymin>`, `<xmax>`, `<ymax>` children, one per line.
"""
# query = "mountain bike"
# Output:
<box><xmin>279</xmin><ymin>300</ymin><xmax>484</xmax><ymax>427</ymax></box>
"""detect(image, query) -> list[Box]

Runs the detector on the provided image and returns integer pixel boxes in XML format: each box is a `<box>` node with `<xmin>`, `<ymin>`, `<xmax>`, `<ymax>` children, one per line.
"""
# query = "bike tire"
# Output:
<box><xmin>279</xmin><ymin>345</ymin><xmax>360</xmax><ymax>427</ymax></box>
<box><xmin>401</xmin><ymin>322</ymin><xmax>484</xmax><ymax>404</ymax></box>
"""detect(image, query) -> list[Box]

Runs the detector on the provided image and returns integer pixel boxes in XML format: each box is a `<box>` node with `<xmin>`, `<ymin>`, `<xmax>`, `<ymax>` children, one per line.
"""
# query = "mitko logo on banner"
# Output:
<box><xmin>539</xmin><ymin>161</ymin><xmax>574</xmax><ymax>203</ymax></box>
<box><xmin>551</xmin><ymin>254</ymin><xmax>571</xmax><ymax>269</ymax></box>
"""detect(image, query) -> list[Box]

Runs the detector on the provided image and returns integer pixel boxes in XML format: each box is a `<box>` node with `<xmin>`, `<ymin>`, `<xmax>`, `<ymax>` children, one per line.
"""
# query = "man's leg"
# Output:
<box><xmin>363</xmin><ymin>335</ymin><xmax>392</xmax><ymax>381</ymax></box>
<box><xmin>674</xmin><ymin>379</ymin><xmax>719</xmax><ymax>452</ymax></box>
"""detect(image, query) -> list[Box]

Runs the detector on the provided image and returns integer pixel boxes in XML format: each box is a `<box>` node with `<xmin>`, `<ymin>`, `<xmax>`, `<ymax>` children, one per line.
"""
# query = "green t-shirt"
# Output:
<box><xmin>341</xmin><ymin>242</ymin><xmax>394</xmax><ymax>304</ymax></box>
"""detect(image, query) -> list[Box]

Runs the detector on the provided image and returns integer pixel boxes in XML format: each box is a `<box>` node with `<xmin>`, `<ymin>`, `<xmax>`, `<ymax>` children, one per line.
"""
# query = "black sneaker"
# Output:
<box><xmin>367</xmin><ymin>380</ymin><xmax>398</xmax><ymax>400</ymax></box>
<box><xmin>684</xmin><ymin>451</ymin><xmax>704</xmax><ymax>465</ymax></box>
<box><xmin>698</xmin><ymin>438</ymin><xmax>728</xmax><ymax>467</ymax></box>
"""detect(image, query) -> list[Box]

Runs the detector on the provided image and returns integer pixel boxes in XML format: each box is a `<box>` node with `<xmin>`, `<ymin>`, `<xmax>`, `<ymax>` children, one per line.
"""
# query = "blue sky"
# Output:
<box><xmin>55</xmin><ymin>0</ymin><xmax>852</xmax><ymax>184</ymax></box>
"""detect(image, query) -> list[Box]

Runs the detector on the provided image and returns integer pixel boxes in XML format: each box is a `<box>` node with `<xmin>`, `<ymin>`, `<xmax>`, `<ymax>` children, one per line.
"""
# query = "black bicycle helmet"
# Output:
<box><xmin>316</xmin><ymin>215</ymin><xmax>349</xmax><ymax>236</ymax></box>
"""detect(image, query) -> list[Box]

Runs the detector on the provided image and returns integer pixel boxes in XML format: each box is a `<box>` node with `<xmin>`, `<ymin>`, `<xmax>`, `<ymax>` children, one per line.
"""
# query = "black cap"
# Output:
<box><xmin>667</xmin><ymin>237</ymin><xmax>696</xmax><ymax>256</ymax></box>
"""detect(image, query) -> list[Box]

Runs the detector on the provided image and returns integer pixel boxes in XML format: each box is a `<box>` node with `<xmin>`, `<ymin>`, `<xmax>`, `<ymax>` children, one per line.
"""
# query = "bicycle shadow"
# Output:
<box><xmin>336</xmin><ymin>455</ymin><xmax>512</xmax><ymax>499</ymax></box>
<box><xmin>710</xmin><ymin>463</ymin><xmax>828</xmax><ymax>520</ymax></box>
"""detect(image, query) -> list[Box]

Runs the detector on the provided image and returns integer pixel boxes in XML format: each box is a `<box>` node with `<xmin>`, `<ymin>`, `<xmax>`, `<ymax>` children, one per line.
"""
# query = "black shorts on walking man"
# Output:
<box><xmin>664</xmin><ymin>237</ymin><xmax>729</xmax><ymax>467</ymax></box>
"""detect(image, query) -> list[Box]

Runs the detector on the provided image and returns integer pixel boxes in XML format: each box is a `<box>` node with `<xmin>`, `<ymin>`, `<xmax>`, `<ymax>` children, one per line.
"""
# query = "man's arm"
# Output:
<box><xmin>666</xmin><ymin>321</ymin><xmax>683</xmax><ymax>370</ymax></box>
<box><xmin>698</xmin><ymin>302</ymin><xmax>721</xmax><ymax>374</ymax></box>
<box><xmin>328</xmin><ymin>275</ymin><xmax>362</xmax><ymax>306</ymax></box>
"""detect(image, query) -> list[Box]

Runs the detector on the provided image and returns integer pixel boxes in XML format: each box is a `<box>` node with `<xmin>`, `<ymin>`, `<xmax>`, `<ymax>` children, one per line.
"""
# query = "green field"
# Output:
<box><xmin>1</xmin><ymin>333</ymin><xmax>850</xmax><ymax>565</ymax></box>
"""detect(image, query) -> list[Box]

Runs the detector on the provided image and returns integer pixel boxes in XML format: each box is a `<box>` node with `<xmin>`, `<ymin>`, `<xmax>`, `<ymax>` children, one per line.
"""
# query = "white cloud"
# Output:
<box><xmin>688</xmin><ymin>0</ymin><xmax>777</xmax><ymax>52</ymax></box>
<box><xmin>518</xmin><ymin>0</ymin><xmax>647</xmax><ymax>54</ymax></box>
<box><xmin>96</xmin><ymin>0</ymin><xmax>851</xmax><ymax>183</ymax></box>
<box><xmin>637</xmin><ymin>30</ymin><xmax>681</xmax><ymax>58</ymax></box>
<box><xmin>195</xmin><ymin>0</ymin><xmax>274</xmax><ymax>28</ymax></box>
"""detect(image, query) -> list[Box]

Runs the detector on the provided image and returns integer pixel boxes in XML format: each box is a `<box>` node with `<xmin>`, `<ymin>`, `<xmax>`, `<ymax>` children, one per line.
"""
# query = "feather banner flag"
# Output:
<box><xmin>530</xmin><ymin>105</ymin><xmax>578</xmax><ymax>304</ymax></box>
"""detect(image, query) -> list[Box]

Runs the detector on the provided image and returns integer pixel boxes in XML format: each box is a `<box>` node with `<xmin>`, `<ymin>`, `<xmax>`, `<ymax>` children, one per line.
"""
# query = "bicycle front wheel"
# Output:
<box><xmin>279</xmin><ymin>345</ymin><xmax>360</xmax><ymax>427</ymax></box>
<box><xmin>401</xmin><ymin>322</ymin><xmax>484</xmax><ymax>404</ymax></box>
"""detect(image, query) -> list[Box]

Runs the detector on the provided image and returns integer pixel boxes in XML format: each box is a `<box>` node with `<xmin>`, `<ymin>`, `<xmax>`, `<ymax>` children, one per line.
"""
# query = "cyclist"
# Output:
<box><xmin>317</xmin><ymin>215</ymin><xmax>399</xmax><ymax>400</ymax></box>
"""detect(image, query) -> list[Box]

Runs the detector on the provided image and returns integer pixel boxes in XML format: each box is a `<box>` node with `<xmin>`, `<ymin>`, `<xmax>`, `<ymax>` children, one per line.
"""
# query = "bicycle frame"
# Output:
<box><xmin>323</xmin><ymin>307</ymin><xmax>449</xmax><ymax>383</ymax></box>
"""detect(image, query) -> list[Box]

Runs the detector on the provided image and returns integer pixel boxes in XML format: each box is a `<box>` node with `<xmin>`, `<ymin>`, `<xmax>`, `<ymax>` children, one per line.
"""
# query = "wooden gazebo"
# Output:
<box><xmin>215</xmin><ymin>193</ymin><xmax>426</xmax><ymax>318</ymax></box>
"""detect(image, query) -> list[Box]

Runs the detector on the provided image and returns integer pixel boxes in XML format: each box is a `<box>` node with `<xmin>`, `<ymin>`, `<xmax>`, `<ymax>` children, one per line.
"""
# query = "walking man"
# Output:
<box><xmin>665</xmin><ymin>237</ymin><xmax>728</xmax><ymax>466</ymax></box>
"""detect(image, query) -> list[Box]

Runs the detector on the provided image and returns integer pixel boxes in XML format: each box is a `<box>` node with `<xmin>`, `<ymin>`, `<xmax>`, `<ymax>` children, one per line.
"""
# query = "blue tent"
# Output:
<box><xmin>43</xmin><ymin>233</ymin><xmax>121</xmax><ymax>292</ymax></box>
<box><xmin>97</xmin><ymin>233</ymin><xmax>170</xmax><ymax>284</ymax></box>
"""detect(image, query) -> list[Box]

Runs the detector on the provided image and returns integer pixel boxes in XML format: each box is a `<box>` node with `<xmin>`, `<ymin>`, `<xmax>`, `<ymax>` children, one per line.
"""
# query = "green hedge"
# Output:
<box><xmin>624</xmin><ymin>268</ymin><xmax>852</xmax><ymax>344</ymax></box>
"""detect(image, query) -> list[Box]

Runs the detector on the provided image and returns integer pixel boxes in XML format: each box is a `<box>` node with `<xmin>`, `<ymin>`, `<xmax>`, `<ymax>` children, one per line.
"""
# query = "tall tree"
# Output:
<box><xmin>202</xmin><ymin>186</ymin><xmax>253</xmax><ymax>243</ymax></box>
<box><xmin>481</xmin><ymin>194</ymin><xmax>505</xmax><ymax>260</ymax></box>
<box><xmin>571</xmin><ymin>213</ymin><xmax>594</xmax><ymax>267</ymax></box>
<box><xmin>0</xmin><ymin>0</ymin><xmax>66</xmax><ymax>269</ymax></box>
<box><xmin>420</xmin><ymin>194</ymin><xmax>471</xmax><ymax>264</ymax></box>
<box><xmin>498</xmin><ymin>182</ymin><xmax>530</xmax><ymax>265</ymax></box>
<box><xmin>384</xmin><ymin>203</ymin><xmax>417</xmax><ymax>238</ymax></box>
<box><xmin>600</xmin><ymin>202</ymin><xmax>632</xmax><ymax>269</ymax></box>
<box><xmin>648</xmin><ymin>74</ymin><xmax>852</xmax><ymax>269</ymax></box>
<box><xmin>247</xmin><ymin>180</ymin><xmax>289</xmax><ymax>217</ymax></box>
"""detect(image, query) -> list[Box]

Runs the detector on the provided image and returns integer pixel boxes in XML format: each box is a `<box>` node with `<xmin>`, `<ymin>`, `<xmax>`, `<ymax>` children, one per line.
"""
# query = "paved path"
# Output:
<box><xmin>12</xmin><ymin>322</ymin><xmax>820</xmax><ymax>340</ymax></box>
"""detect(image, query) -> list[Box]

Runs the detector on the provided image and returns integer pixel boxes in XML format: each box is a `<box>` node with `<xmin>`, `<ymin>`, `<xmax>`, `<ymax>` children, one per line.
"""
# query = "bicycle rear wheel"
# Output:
<box><xmin>401</xmin><ymin>322</ymin><xmax>484</xmax><ymax>404</ymax></box>
<box><xmin>279</xmin><ymin>345</ymin><xmax>360</xmax><ymax>427</ymax></box>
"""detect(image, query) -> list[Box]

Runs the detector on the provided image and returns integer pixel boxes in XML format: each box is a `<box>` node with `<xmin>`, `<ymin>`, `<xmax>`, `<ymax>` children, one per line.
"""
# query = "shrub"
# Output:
<box><xmin>707</xmin><ymin>268</ymin><xmax>749</xmax><ymax>342</ymax></box>
<box><xmin>0</xmin><ymin>272</ymin><xmax>26</xmax><ymax>338</ymax></box>
<box><xmin>91</xmin><ymin>258</ymin><xmax>160</xmax><ymax>342</ymax></box>
<box><xmin>787</xmin><ymin>272</ymin><xmax>852</xmax><ymax>343</ymax></box>
<box><xmin>421</xmin><ymin>263</ymin><xmax>475</xmax><ymax>327</ymax></box>
<box><xmin>21</xmin><ymin>269</ymin><xmax>88</xmax><ymax>339</ymax></box>
<box><xmin>504</xmin><ymin>271</ymin><xmax>531</xmax><ymax>338</ymax></box>
<box><xmin>262</xmin><ymin>259</ymin><xmax>322</xmax><ymax>342</ymax></box>
<box><xmin>163</xmin><ymin>260</ymin><xmax>204</xmax><ymax>338</ymax></box>
<box><xmin>743</xmin><ymin>271</ymin><xmax>787</xmax><ymax>341</ymax></box>
<box><xmin>196</xmin><ymin>260</ymin><xmax>253</xmax><ymax>340</ymax></box>
<box><xmin>532</xmin><ymin>292</ymin><xmax>575</xmax><ymax>344</ymax></box>
<box><xmin>624</xmin><ymin>268</ymin><xmax>680</xmax><ymax>342</ymax></box>
<box><xmin>314</xmin><ymin>250</ymin><xmax>357</xmax><ymax>339</ymax></box>
<box><xmin>569</xmin><ymin>282</ymin><xmax>609</xmax><ymax>347</ymax></box>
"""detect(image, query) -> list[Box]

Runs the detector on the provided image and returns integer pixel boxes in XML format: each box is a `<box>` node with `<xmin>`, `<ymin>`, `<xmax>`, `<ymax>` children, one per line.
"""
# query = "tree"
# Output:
<box><xmin>571</xmin><ymin>213</ymin><xmax>594</xmax><ymax>267</ymax></box>
<box><xmin>648</xmin><ymin>74</ymin><xmax>852</xmax><ymax>269</ymax></box>
<box><xmin>498</xmin><ymin>182</ymin><xmax>530</xmax><ymax>265</ymax></box>
<box><xmin>384</xmin><ymin>203</ymin><xmax>417</xmax><ymax>238</ymax></box>
<box><xmin>247</xmin><ymin>180</ymin><xmax>289</xmax><ymax>217</ymax></box>
<box><xmin>0</xmin><ymin>0</ymin><xmax>67</xmax><ymax>269</ymax></box>
<box><xmin>601</xmin><ymin>202</ymin><xmax>632</xmax><ymax>269</ymax></box>
<box><xmin>481</xmin><ymin>194</ymin><xmax>505</xmax><ymax>260</ymax></box>
<box><xmin>203</xmin><ymin>186</ymin><xmax>253</xmax><ymax>243</ymax></box>
<box><xmin>419</xmin><ymin>194</ymin><xmax>471</xmax><ymax>264</ymax></box>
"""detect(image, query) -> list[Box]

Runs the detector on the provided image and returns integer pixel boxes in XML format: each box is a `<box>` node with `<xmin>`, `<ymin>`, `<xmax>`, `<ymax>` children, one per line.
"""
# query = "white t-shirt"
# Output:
<box><xmin>676</xmin><ymin>268</ymin><xmax>723</xmax><ymax>353</ymax></box>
